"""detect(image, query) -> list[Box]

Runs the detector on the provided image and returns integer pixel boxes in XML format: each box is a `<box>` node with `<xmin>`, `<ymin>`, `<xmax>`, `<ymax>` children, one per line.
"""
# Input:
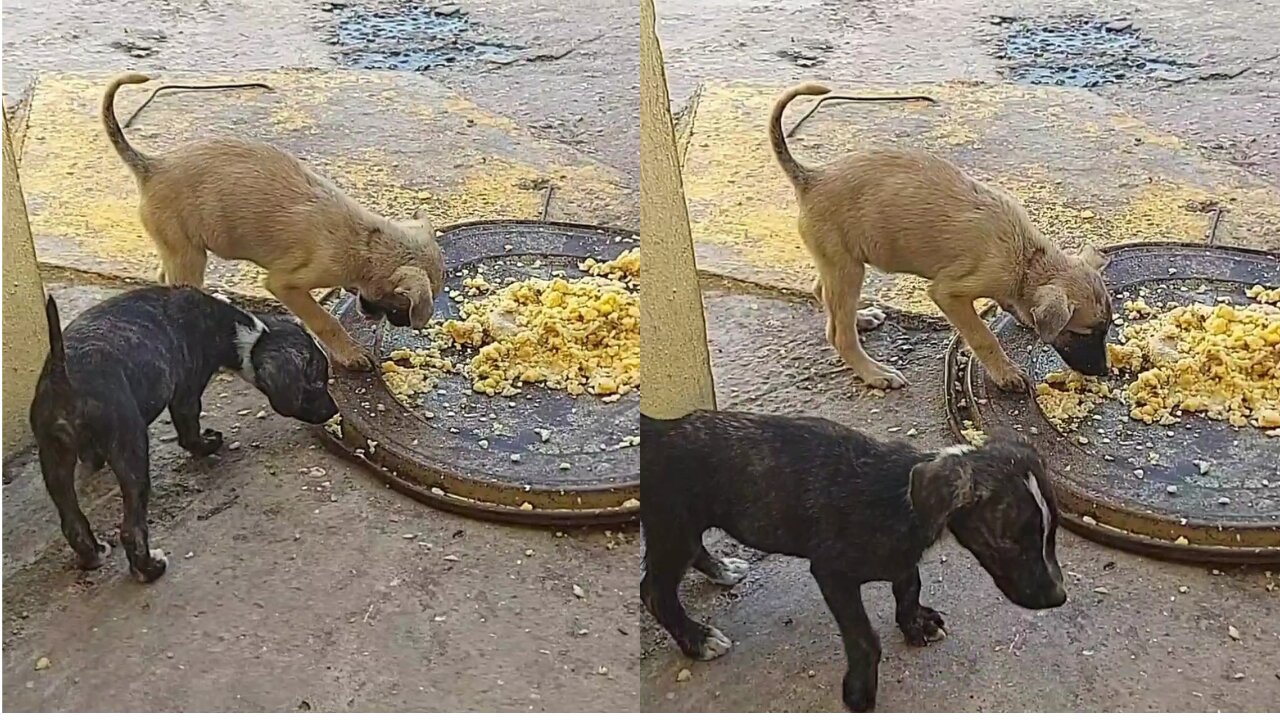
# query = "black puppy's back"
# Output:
<box><xmin>30</xmin><ymin>287</ymin><xmax>248</xmax><ymax>448</ymax></box>
<box><xmin>642</xmin><ymin>410</ymin><xmax>935</xmax><ymax>572</ymax></box>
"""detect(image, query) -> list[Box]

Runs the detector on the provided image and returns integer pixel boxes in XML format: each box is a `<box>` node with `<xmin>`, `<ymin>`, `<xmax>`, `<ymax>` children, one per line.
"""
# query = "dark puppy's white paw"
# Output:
<box><xmin>707</xmin><ymin>557</ymin><xmax>750</xmax><ymax>586</ymax></box>
<box><xmin>856</xmin><ymin>307</ymin><xmax>887</xmax><ymax>331</ymax></box>
<box><xmin>926</xmin><ymin>626</ymin><xmax>947</xmax><ymax>642</ymax></box>
<box><xmin>698</xmin><ymin>626</ymin><xmax>733</xmax><ymax>660</ymax></box>
<box><xmin>129</xmin><ymin>548</ymin><xmax>169</xmax><ymax>583</ymax></box>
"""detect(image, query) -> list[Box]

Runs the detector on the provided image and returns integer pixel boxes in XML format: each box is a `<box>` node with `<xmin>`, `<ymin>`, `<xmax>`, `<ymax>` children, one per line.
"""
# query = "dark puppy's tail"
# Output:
<box><xmin>768</xmin><ymin>82</ymin><xmax>831</xmax><ymax>189</ymax></box>
<box><xmin>44</xmin><ymin>296</ymin><xmax>70</xmax><ymax>384</ymax></box>
<box><xmin>102</xmin><ymin>73</ymin><xmax>154</xmax><ymax>178</ymax></box>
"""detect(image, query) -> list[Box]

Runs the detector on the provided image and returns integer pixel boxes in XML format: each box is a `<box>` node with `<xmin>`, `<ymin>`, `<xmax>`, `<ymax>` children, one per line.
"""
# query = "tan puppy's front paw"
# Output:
<box><xmin>857</xmin><ymin>362</ymin><xmax>908</xmax><ymax>390</ymax></box>
<box><xmin>987</xmin><ymin>364</ymin><xmax>1031</xmax><ymax>393</ymax></box>
<box><xmin>330</xmin><ymin>344</ymin><xmax>376</xmax><ymax>372</ymax></box>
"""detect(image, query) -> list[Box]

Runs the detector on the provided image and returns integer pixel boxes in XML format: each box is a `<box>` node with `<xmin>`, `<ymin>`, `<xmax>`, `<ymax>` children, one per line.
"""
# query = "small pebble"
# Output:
<box><xmin>1217</xmin><ymin>497</ymin><xmax>1230</xmax><ymax>505</ymax></box>
<box><xmin>227</xmin><ymin>441</ymin><xmax>242</xmax><ymax>451</ymax></box>
<box><xmin>572</xmin><ymin>584</ymin><xmax>586</xmax><ymax>599</ymax></box>
<box><xmin>510</xmin><ymin>453</ymin><xmax>522</xmax><ymax>463</ymax></box>
<box><xmin>1228</xmin><ymin>625</ymin><xmax>1241</xmax><ymax>641</ymax></box>
<box><xmin>1133</xmin><ymin>469</ymin><xmax>1145</xmax><ymax>479</ymax></box>
<box><xmin>34</xmin><ymin>657</ymin><xmax>50</xmax><ymax>671</ymax></box>
<box><xmin>676</xmin><ymin>668</ymin><xmax>692</xmax><ymax>682</ymax></box>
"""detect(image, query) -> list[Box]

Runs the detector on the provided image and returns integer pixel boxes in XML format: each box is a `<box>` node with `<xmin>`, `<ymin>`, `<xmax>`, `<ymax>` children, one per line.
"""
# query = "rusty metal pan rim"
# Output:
<box><xmin>317</xmin><ymin>429</ymin><xmax>638</xmax><ymax>528</ymax></box>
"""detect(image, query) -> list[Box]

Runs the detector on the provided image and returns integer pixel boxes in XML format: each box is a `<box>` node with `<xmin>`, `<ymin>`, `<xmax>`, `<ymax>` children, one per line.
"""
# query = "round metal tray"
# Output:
<box><xmin>325</xmin><ymin>219</ymin><xmax>639</xmax><ymax>526</ymax></box>
<box><xmin>945</xmin><ymin>242</ymin><xmax>1280</xmax><ymax>564</ymax></box>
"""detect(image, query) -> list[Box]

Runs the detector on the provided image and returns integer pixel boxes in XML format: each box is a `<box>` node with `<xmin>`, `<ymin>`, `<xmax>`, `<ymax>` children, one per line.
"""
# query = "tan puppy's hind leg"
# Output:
<box><xmin>928</xmin><ymin>284</ymin><xmax>1029</xmax><ymax>393</ymax></box>
<box><xmin>265</xmin><ymin>276</ymin><xmax>374</xmax><ymax>372</ymax></box>
<box><xmin>825</xmin><ymin>261</ymin><xmax>907</xmax><ymax>389</ymax></box>
<box><xmin>142</xmin><ymin>212</ymin><xmax>207</xmax><ymax>287</ymax></box>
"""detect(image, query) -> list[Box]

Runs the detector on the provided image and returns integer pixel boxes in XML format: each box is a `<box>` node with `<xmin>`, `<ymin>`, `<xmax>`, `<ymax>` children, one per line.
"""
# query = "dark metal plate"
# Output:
<box><xmin>326</xmin><ymin>219</ymin><xmax>639</xmax><ymax>525</ymax></box>
<box><xmin>945</xmin><ymin>243</ymin><xmax>1280</xmax><ymax>564</ymax></box>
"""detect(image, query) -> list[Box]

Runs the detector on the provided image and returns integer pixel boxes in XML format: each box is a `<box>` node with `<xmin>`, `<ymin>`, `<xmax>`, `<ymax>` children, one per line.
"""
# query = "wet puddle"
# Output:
<box><xmin>324</xmin><ymin>1</ymin><xmax>519</xmax><ymax>71</ymax></box>
<box><xmin>989</xmin><ymin>16</ymin><xmax>1195</xmax><ymax>87</ymax></box>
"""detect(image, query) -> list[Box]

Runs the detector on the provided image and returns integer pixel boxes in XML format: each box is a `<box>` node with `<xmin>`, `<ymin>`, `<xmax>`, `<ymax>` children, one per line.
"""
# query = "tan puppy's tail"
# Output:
<box><xmin>102</xmin><ymin>73</ymin><xmax>153</xmax><ymax>177</ymax></box>
<box><xmin>769</xmin><ymin>82</ymin><xmax>831</xmax><ymax>188</ymax></box>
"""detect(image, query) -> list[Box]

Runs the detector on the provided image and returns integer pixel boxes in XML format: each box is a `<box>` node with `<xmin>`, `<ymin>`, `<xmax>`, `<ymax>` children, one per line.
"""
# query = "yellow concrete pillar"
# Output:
<box><xmin>3</xmin><ymin>113</ymin><xmax>49</xmax><ymax>455</ymax></box>
<box><xmin>640</xmin><ymin>0</ymin><xmax>717</xmax><ymax>418</ymax></box>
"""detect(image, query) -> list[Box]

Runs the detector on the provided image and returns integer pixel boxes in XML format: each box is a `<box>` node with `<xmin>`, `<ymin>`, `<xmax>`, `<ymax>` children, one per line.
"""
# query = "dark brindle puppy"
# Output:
<box><xmin>640</xmin><ymin>409</ymin><xmax>1067</xmax><ymax>712</ymax></box>
<box><xmin>29</xmin><ymin>286</ymin><xmax>338</xmax><ymax>583</ymax></box>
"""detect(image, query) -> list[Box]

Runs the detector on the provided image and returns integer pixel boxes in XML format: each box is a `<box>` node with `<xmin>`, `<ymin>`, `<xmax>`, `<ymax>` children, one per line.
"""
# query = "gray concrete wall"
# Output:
<box><xmin>2</xmin><ymin>114</ymin><xmax>47</xmax><ymax>455</ymax></box>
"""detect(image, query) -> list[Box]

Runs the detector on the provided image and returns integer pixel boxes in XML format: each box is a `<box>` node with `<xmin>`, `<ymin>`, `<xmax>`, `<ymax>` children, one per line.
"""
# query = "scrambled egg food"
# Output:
<box><xmin>380</xmin><ymin>249</ymin><xmax>640</xmax><ymax>403</ymax></box>
<box><xmin>1034</xmin><ymin>286</ymin><xmax>1280</xmax><ymax>433</ymax></box>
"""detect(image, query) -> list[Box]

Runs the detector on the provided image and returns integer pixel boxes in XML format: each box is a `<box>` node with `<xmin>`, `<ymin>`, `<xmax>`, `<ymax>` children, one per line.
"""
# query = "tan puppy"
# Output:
<box><xmin>102</xmin><ymin>73</ymin><xmax>444</xmax><ymax>371</ymax></box>
<box><xmin>770</xmin><ymin>82</ymin><xmax>1112</xmax><ymax>392</ymax></box>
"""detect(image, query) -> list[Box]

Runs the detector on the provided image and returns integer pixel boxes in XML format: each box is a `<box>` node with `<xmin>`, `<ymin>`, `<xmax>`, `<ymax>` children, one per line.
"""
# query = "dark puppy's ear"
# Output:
<box><xmin>249</xmin><ymin>331</ymin><xmax>302</xmax><ymax>416</ymax></box>
<box><xmin>1076</xmin><ymin>243</ymin><xmax>1110</xmax><ymax>271</ymax></box>
<box><xmin>909</xmin><ymin>455</ymin><xmax>975</xmax><ymax>530</ymax></box>
<box><xmin>391</xmin><ymin>266</ymin><xmax>435</xmax><ymax>329</ymax></box>
<box><xmin>1030</xmin><ymin>284</ymin><xmax>1073</xmax><ymax>342</ymax></box>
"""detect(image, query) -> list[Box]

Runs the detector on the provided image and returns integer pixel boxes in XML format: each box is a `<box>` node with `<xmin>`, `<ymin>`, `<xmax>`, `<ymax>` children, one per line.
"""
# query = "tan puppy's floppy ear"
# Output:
<box><xmin>392</xmin><ymin>266</ymin><xmax>436</xmax><ymax>329</ymax></box>
<box><xmin>909</xmin><ymin>456</ymin><xmax>974</xmax><ymax>531</ymax></box>
<box><xmin>1030</xmin><ymin>284</ymin><xmax>1073</xmax><ymax>343</ymax></box>
<box><xmin>1076</xmin><ymin>243</ymin><xmax>1110</xmax><ymax>271</ymax></box>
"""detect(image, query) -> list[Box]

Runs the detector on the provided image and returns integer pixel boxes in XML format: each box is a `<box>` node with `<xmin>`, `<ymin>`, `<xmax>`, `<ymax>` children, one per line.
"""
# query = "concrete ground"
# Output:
<box><xmin>3</xmin><ymin>0</ymin><xmax>640</xmax><ymax>712</ymax></box>
<box><xmin>642</xmin><ymin>0</ymin><xmax>1280</xmax><ymax>712</ymax></box>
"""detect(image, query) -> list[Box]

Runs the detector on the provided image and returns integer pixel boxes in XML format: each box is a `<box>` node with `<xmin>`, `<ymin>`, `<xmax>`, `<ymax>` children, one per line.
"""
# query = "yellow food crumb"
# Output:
<box><xmin>960</xmin><ymin>420</ymin><xmax>987</xmax><ymax>446</ymax></box>
<box><xmin>380</xmin><ymin>346</ymin><xmax>454</xmax><ymax>404</ymax></box>
<box><xmin>580</xmin><ymin>248</ymin><xmax>640</xmax><ymax>284</ymax></box>
<box><xmin>1245</xmin><ymin>284</ymin><xmax>1280</xmax><ymax>305</ymax></box>
<box><xmin>1035</xmin><ymin>370</ymin><xmax>1118</xmax><ymax>430</ymax></box>
<box><xmin>1036</xmin><ymin>299</ymin><xmax>1280</xmax><ymax>431</ymax></box>
<box><xmin>462</xmin><ymin>273</ymin><xmax>493</xmax><ymax>296</ymax></box>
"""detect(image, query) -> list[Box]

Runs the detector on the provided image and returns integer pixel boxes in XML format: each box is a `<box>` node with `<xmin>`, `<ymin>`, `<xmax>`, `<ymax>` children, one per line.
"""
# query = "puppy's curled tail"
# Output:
<box><xmin>43</xmin><ymin>296</ymin><xmax>70</xmax><ymax>385</ymax></box>
<box><xmin>769</xmin><ymin>82</ymin><xmax>831</xmax><ymax>188</ymax></box>
<box><xmin>102</xmin><ymin>73</ymin><xmax>153</xmax><ymax>177</ymax></box>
